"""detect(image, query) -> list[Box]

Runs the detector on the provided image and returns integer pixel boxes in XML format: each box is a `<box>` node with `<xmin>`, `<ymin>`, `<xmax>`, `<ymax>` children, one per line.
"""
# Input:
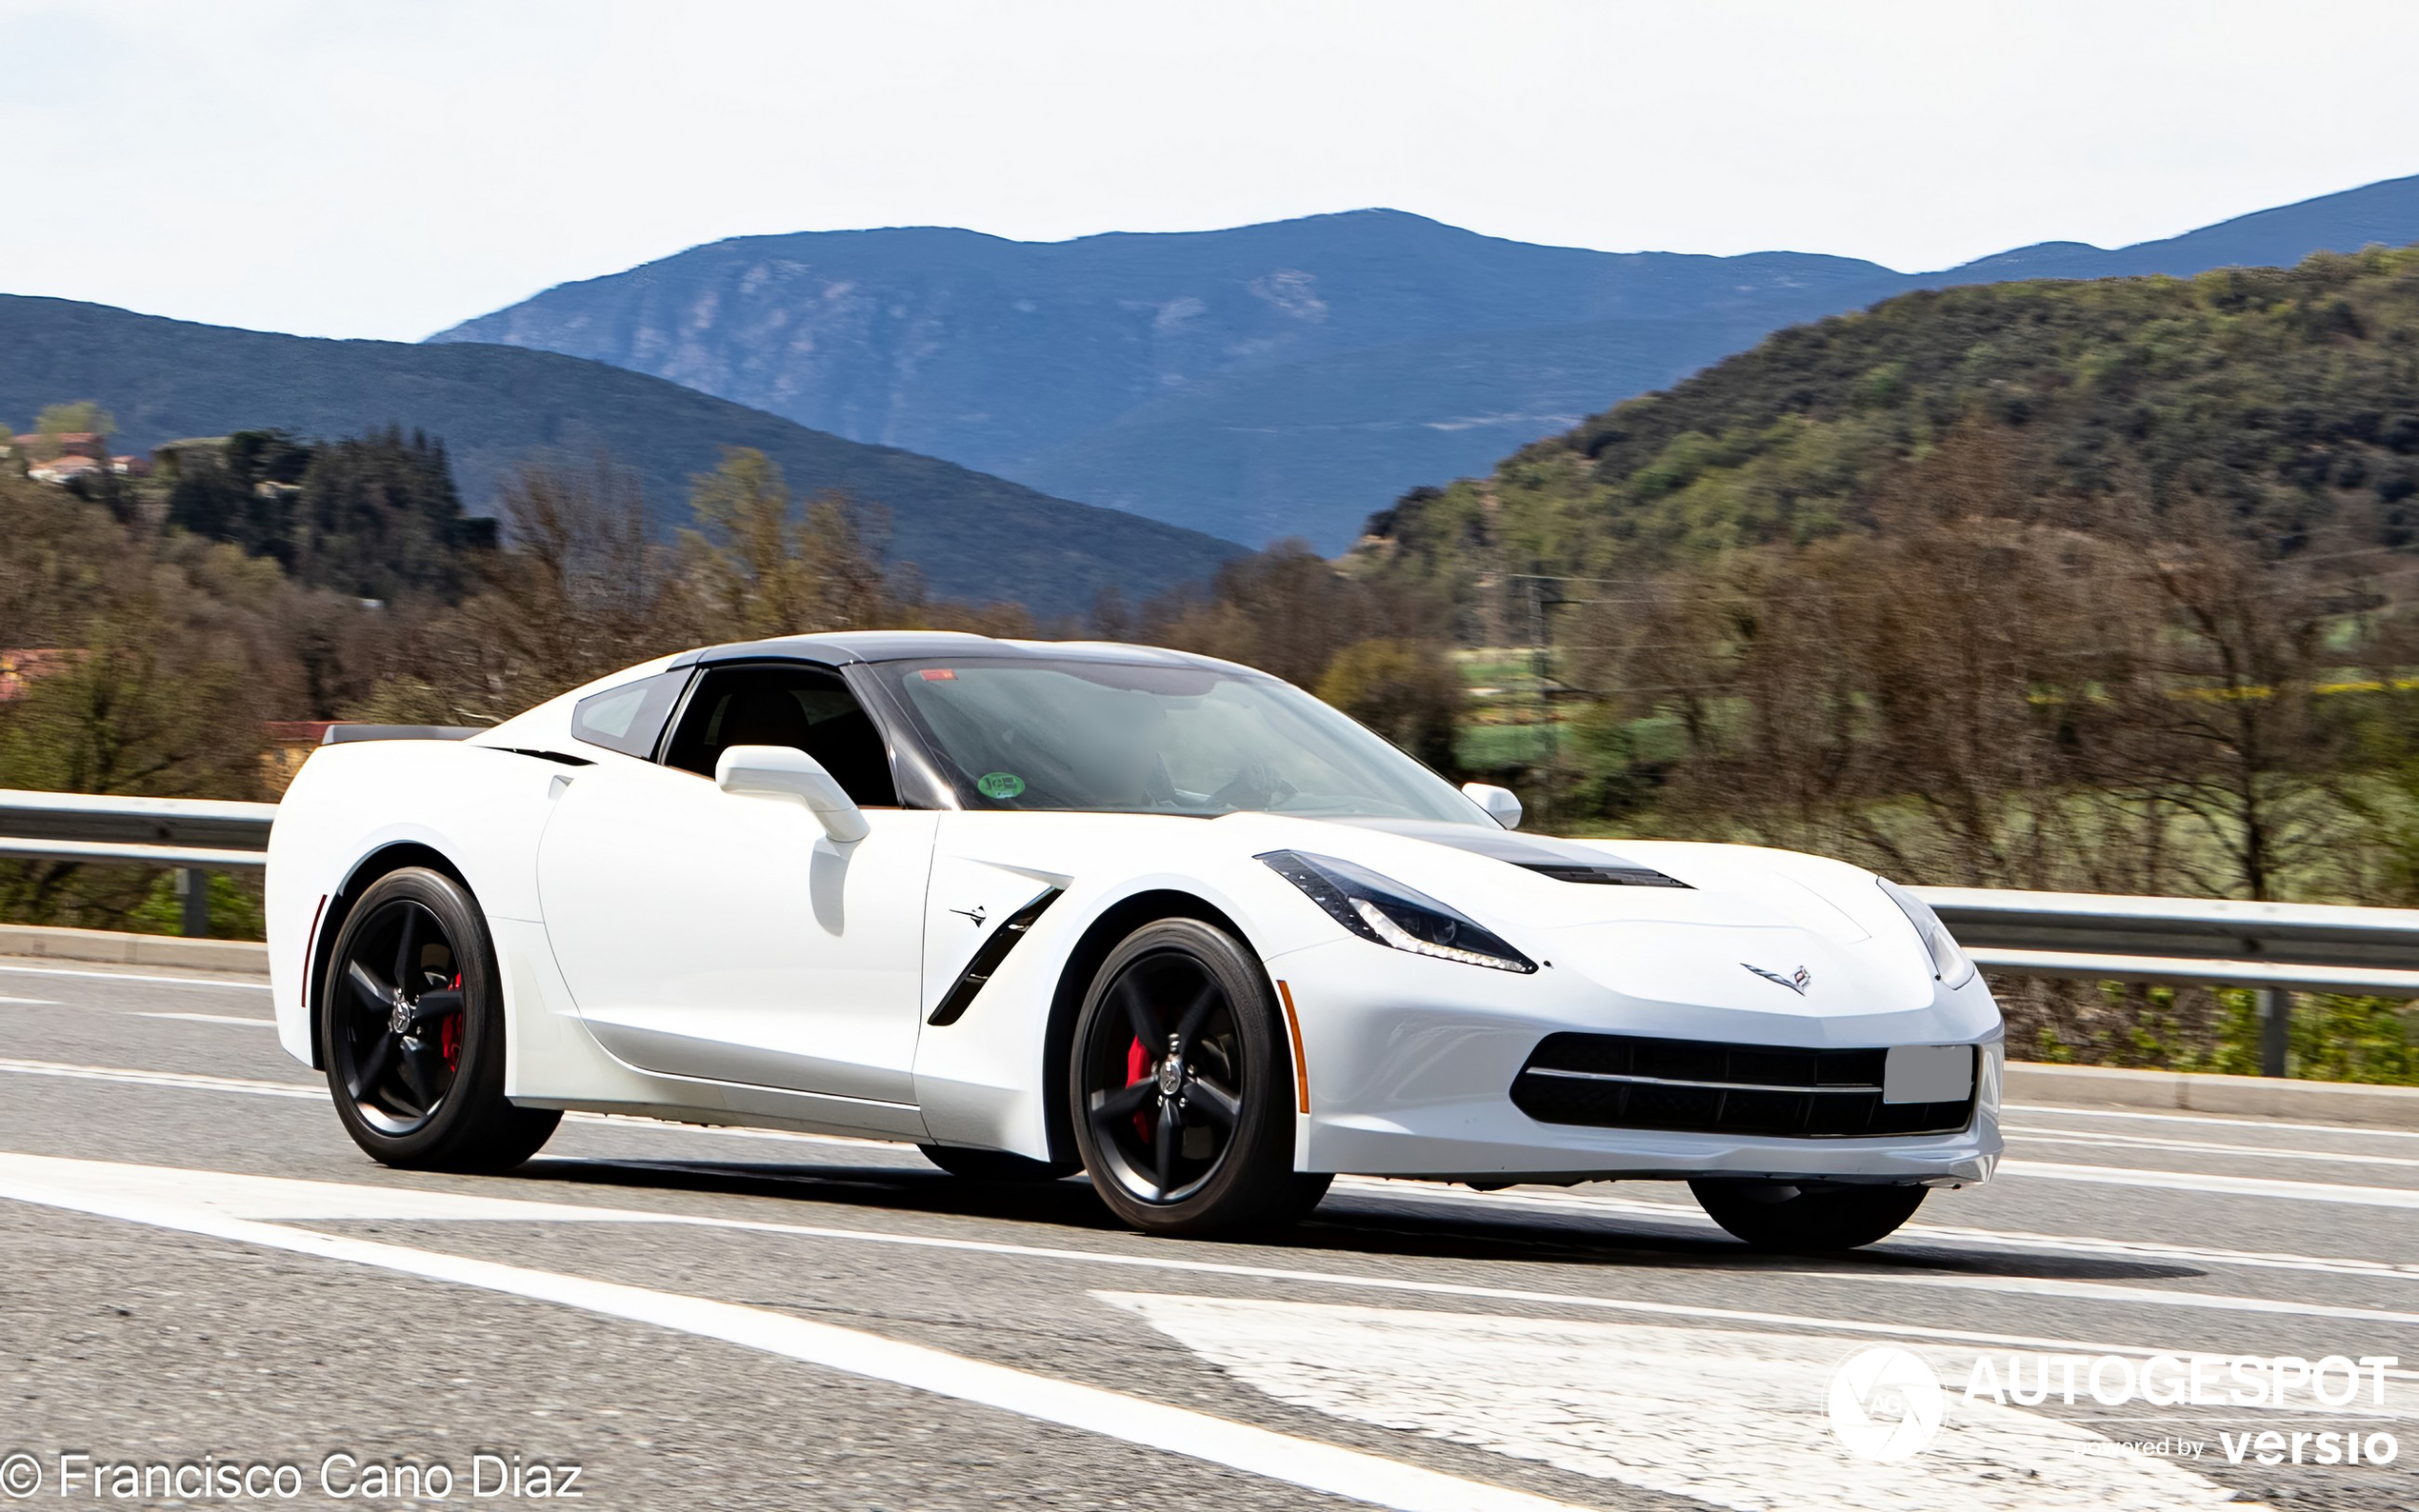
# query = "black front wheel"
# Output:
<box><xmin>1689</xmin><ymin>1179</ymin><xmax>1926</xmax><ymax>1252</ymax></box>
<box><xmin>1070</xmin><ymin>918</ymin><xmax>1329</xmax><ymax>1236</ymax></box>
<box><xmin>322</xmin><ymin>866</ymin><xmax>559</xmax><ymax>1172</ymax></box>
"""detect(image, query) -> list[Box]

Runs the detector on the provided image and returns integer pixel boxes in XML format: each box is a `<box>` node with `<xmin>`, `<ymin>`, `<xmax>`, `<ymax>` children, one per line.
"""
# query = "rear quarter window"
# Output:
<box><xmin>570</xmin><ymin>670</ymin><xmax>690</xmax><ymax>759</ymax></box>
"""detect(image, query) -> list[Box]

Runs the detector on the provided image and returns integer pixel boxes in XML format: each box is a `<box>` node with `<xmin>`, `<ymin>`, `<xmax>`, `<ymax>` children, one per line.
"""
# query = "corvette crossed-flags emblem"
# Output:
<box><xmin>1742</xmin><ymin>962</ymin><xmax>1812</xmax><ymax>995</ymax></box>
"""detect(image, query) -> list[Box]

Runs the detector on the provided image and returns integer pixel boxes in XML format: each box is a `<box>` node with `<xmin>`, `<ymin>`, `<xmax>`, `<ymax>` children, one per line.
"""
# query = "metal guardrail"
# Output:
<box><xmin>0</xmin><ymin>789</ymin><xmax>2409</xmax><ymax>1075</ymax></box>
<box><xmin>1908</xmin><ymin>885</ymin><xmax>2419</xmax><ymax>1077</ymax></box>
<box><xmin>1910</xmin><ymin>886</ymin><xmax>2419</xmax><ymax>994</ymax></box>
<box><xmin>0</xmin><ymin>791</ymin><xmax>273</xmax><ymax>938</ymax></box>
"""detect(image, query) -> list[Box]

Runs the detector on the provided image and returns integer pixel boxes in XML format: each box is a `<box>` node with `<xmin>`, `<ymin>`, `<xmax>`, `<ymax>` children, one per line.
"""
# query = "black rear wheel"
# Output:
<box><xmin>323</xmin><ymin>866</ymin><xmax>559</xmax><ymax>1172</ymax></box>
<box><xmin>1070</xmin><ymin>919</ymin><xmax>1328</xmax><ymax>1236</ymax></box>
<box><xmin>1689</xmin><ymin>1179</ymin><xmax>1925</xmax><ymax>1251</ymax></box>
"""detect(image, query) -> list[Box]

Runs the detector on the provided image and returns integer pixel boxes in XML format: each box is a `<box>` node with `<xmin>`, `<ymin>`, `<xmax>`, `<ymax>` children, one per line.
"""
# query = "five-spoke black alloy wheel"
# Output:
<box><xmin>322</xmin><ymin>867</ymin><xmax>559</xmax><ymax>1171</ymax></box>
<box><xmin>332</xmin><ymin>896</ymin><xmax>464</xmax><ymax>1135</ymax></box>
<box><xmin>1070</xmin><ymin>919</ymin><xmax>1329</xmax><ymax>1235</ymax></box>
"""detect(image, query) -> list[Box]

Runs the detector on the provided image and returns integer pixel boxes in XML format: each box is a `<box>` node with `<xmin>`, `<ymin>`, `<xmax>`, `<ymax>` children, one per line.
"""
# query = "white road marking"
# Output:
<box><xmin>1889</xmin><ymin>1222</ymin><xmax>2419</xmax><ymax>1283</ymax></box>
<box><xmin>10</xmin><ymin>1056</ymin><xmax>2418</xmax><ymax>1311</ymax></box>
<box><xmin>0</xmin><ymin>1057</ymin><xmax>324</xmax><ymax>1099</ymax></box>
<box><xmin>1822</xmin><ymin>1269</ymin><xmax>2419</xmax><ymax>1330</ymax></box>
<box><xmin>2009</xmin><ymin>1160</ymin><xmax>2419</xmax><ymax>1209</ymax></box>
<box><xmin>7</xmin><ymin>1154</ymin><xmax>2409</xmax><ymax>1382</ymax></box>
<box><xmin>1330</xmin><ymin>1177</ymin><xmax>2419</xmax><ymax>1284</ymax></box>
<box><xmin>0</xmin><ymin>1056</ymin><xmax>909</xmax><ymax>1152</ymax></box>
<box><xmin>134</xmin><ymin>1011</ymin><xmax>277</xmax><ymax>1027</ymax></box>
<box><xmin>2009</xmin><ymin>1101</ymin><xmax>2419</xmax><ymax>1143</ymax></box>
<box><xmin>1330</xmin><ymin>1180</ymin><xmax>2419</xmax><ymax>1329</ymax></box>
<box><xmin>2012</xmin><ymin>1125</ymin><xmax>2419</xmax><ymax>1171</ymax></box>
<box><xmin>0</xmin><ymin>1155</ymin><xmax>1583</xmax><ymax>1512</ymax></box>
<box><xmin>1105</xmin><ymin>1293</ymin><xmax>2247</xmax><ymax>1512</ymax></box>
<box><xmin>1340</xmin><ymin>1158</ymin><xmax>2419</xmax><ymax>1213</ymax></box>
<box><xmin>18</xmin><ymin>1054</ymin><xmax>2414</xmax><ymax>1217</ymax></box>
<box><xmin>0</xmin><ymin>995</ymin><xmax>60</xmax><ymax>1005</ymax></box>
<box><xmin>0</xmin><ymin>962</ymin><xmax>271</xmax><ymax>990</ymax></box>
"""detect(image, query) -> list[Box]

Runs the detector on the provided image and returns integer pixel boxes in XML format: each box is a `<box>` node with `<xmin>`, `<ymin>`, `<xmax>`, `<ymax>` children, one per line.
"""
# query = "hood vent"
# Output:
<box><xmin>1518</xmin><ymin>862</ymin><xmax>1689</xmax><ymax>887</ymax></box>
<box><xmin>1339</xmin><ymin>820</ymin><xmax>1692</xmax><ymax>888</ymax></box>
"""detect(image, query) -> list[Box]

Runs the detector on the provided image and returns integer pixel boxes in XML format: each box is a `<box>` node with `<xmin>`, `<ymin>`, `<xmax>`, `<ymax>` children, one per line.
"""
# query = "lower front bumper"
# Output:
<box><xmin>1305</xmin><ymin>1105</ymin><xmax>2001</xmax><ymax>1185</ymax></box>
<box><xmin>1271</xmin><ymin>936</ymin><xmax>2007</xmax><ymax>1185</ymax></box>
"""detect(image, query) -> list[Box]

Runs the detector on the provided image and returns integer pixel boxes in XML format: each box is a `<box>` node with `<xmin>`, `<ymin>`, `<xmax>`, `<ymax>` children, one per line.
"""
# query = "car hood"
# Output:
<box><xmin>1213</xmin><ymin>813</ymin><xmax>1941</xmax><ymax>1012</ymax></box>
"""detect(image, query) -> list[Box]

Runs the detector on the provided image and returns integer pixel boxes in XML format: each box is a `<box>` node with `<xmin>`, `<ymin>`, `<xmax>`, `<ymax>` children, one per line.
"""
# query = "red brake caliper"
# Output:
<box><xmin>1125</xmin><ymin>1036</ymin><xmax>1152</xmax><ymax>1141</ymax></box>
<box><xmin>437</xmin><ymin>971</ymin><xmax>463</xmax><ymax>1071</ymax></box>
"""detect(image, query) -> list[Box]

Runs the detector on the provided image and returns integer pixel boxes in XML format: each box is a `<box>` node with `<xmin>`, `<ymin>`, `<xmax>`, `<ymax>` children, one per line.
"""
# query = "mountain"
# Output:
<box><xmin>430</xmin><ymin>212</ymin><xmax>1909</xmax><ymax>548</ymax></box>
<box><xmin>1355</xmin><ymin>244</ymin><xmax>2419</xmax><ymax>620</ymax></box>
<box><xmin>0</xmin><ymin>295</ymin><xmax>1240</xmax><ymax>613</ymax></box>
<box><xmin>1938</xmin><ymin>173</ymin><xmax>2419</xmax><ymax>283</ymax></box>
<box><xmin>430</xmin><ymin>176</ymin><xmax>2419</xmax><ymax>551</ymax></box>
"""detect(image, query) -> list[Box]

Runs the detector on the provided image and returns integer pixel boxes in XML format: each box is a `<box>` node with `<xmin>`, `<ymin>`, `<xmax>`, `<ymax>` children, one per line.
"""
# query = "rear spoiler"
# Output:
<box><xmin>319</xmin><ymin>725</ymin><xmax>483</xmax><ymax>745</ymax></box>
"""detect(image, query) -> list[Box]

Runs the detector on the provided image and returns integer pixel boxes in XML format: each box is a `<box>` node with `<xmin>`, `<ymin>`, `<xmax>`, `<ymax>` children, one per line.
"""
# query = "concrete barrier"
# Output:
<box><xmin>0</xmin><ymin>923</ymin><xmax>270</xmax><ymax>976</ymax></box>
<box><xmin>2007</xmin><ymin>1059</ymin><xmax>2419</xmax><ymax>1130</ymax></box>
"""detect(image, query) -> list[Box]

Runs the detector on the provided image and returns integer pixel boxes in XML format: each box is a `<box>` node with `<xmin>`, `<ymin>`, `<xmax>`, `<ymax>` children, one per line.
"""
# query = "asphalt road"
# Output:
<box><xmin>0</xmin><ymin>956</ymin><xmax>2412</xmax><ymax>1511</ymax></box>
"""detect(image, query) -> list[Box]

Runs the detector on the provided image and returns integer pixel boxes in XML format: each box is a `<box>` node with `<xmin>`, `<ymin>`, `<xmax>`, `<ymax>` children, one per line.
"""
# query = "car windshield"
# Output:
<box><xmin>875</xmin><ymin>656</ymin><xmax>1487</xmax><ymax>824</ymax></box>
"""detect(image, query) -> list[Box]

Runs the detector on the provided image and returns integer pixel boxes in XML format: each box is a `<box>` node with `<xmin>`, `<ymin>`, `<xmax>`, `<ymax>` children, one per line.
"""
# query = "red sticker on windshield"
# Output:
<box><xmin>919</xmin><ymin>668</ymin><xmax>957</xmax><ymax>681</ymax></box>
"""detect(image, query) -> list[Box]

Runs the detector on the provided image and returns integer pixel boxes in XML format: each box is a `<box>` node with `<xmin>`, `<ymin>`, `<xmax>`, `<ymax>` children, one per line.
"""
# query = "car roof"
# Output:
<box><xmin>672</xmin><ymin>629</ymin><xmax>1264</xmax><ymax>676</ymax></box>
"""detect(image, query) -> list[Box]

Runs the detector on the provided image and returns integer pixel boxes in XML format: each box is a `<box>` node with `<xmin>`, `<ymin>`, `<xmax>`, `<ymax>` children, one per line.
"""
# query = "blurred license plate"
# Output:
<box><xmin>1883</xmin><ymin>1044</ymin><xmax>1973</xmax><ymax>1104</ymax></box>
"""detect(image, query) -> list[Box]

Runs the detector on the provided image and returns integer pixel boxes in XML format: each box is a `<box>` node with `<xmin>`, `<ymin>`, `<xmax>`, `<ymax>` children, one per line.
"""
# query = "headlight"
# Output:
<box><xmin>1258</xmin><ymin>850</ymin><xmax>1536</xmax><ymax>973</ymax></box>
<box><xmin>1878</xmin><ymin>878</ymin><xmax>1976</xmax><ymax>988</ymax></box>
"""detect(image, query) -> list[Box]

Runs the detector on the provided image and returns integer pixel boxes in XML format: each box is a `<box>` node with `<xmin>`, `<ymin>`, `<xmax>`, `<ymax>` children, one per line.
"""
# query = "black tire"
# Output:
<box><xmin>1069</xmin><ymin>918</ymin><xmax>1329</xmax><ymax>1236</ymax></box>
<box><xmin>1689</xmin><ymin>1179</ymin><xmax>1926</xmax><ymax>1252</ymax></box>
<box><xmin>919</xmin><ymin>1144</ymin><xmax>1080</xmax><ymax>1182</ymax></box>
<box><xmin>321</xmin><ymin>866</ymin><xmax>560</xmax><ymax>1173</ymax></box>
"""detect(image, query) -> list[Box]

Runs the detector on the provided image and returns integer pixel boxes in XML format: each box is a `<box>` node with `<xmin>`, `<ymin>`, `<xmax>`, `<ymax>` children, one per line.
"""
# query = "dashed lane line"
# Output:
<box><xmin>1822</xmin><ymin>1267</ymin><xmax>2419</xmax><ymax>1330</ymax></box>
<box><xmin>0</xmin><ymin>1056</ymin><xmax>322</xmax><ymax>1098</ymax></box>
<box><xmin>0</xmin><ymin>962</ymin><xmax>270</xmax><ymax>990</ymax></box>
<box><xmin>2009</xmin><ymin>1159</ymin><xmax>2419</xmax><ymax>1208</ymax></box>
<box><xmin>0</xmin><ymin>1057</ymin><xmax>903</xmax><ymax>1151</ymax></box>
<box><xmin>2008</xmin><ymin>1125</ymin><xmax>2419</xmax><ymax>1170</ymax></box>
<box><xmin>134</xmin><ymin>1011</ymin><xmax>277</xmax><ymax>1027</ymax></box>
<box><xmin>2008</xmin><ymin>1101</ymin><xmax>2419</xmax><ymax>1142</ymax></box>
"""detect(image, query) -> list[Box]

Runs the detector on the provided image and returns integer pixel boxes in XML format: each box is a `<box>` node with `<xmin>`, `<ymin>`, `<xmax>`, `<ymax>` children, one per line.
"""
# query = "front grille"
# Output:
<box><xmin>1511</xmin><ymin>1032</ymin><xmax>1974</xmax><ymax>1138</ymax></box>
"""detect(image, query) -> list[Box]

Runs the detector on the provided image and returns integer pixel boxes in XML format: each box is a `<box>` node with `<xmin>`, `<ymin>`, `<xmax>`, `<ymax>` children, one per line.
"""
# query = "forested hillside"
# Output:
<box><xmin>0</xmin><ymin>295</ymin><xmax>1240</xmax><ymax>613</ymax></box>
<box><xmin>1360</xmin><ymin>246</ymin><xmax>2419</xmax><ymax>611</ymax></box>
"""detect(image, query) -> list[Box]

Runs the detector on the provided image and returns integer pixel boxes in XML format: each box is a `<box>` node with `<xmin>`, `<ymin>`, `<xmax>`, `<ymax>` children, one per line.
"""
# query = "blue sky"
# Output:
<box><xmin>5</xmin><ymin>0</ymin><xmax>2417</xmax><ymax>342</ymax></box>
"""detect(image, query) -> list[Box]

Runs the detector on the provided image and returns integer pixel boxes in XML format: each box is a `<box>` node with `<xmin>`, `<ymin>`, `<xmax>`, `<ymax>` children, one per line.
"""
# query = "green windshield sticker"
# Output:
<box><xmin>977</xmin><ymin>771</ymin><xmax>1026</xmax><ymax>800</ymax></box>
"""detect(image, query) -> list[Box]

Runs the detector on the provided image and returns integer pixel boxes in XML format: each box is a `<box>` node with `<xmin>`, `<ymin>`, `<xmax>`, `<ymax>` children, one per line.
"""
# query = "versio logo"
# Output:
<box><xmin>1828</xmin><ymin>1346</ymin><xmax>1945</xmax><ymax>1461</ymax></box>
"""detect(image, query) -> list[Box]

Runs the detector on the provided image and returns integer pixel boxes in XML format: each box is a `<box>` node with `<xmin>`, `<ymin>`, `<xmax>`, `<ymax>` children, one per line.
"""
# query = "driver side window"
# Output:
<box><xmin>663</xmin><ymin>664</ymin><xmax>900</xmax><ymax>807</ymax></box>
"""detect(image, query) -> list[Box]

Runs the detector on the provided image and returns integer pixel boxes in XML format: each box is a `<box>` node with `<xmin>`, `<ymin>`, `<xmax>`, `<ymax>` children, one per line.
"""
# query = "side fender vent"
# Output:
<box><xmin>928</xmin><ymin>887</ymin><xmax>1064</xmax><ymax>1026</ymax></box>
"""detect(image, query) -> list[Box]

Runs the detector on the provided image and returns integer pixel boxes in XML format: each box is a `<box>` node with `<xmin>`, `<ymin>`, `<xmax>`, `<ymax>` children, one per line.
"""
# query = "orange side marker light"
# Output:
<box><xmin>1275</xmin><ymin>980</ymin><xmax>1310</xmax><ymax>1114</ymax></box>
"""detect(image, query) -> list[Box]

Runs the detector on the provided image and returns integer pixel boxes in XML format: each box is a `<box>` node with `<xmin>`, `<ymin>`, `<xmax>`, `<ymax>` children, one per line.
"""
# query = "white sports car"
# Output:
<box><xmin>266</xmin><ymin>631</ymin><xmax>2003</xmax><ymax>1247</ymax></box>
